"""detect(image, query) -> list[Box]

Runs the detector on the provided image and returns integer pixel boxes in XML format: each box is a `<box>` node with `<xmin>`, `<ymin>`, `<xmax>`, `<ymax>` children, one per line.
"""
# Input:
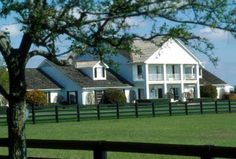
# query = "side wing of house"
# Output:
<box><xmin>25</xmin><ymin>68</ymin><xmax>63</xmax><ymax>103</ymax></box>
<box><xmin>200</xmin><ymin>68</ymin><xmax>233</xmax><ymax>99</ymax></box>
<box><xmin>38</xmin><ymin>61</ymin><xmax>83</xmax><ymax>104</ymax></box>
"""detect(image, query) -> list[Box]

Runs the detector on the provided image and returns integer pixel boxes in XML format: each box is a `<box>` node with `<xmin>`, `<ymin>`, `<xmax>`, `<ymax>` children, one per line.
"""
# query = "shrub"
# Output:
<box><xmin>26</xmin><ymin>89</ymin><xmax>47</xmax><ymax>106</ymax></box>
<box><xmin>229</xmin><ymin>93</ymin><xmax>236</xmax><ymax>100</ymax></box>
<box><xmin>103</xmin><ymin>89</ymin><xmax>126</xmax><ymax>104</ymax></box>
<box><xmin>200</xmin><ymin>85</ymin><xmax>217</xmax><ymax>100</ymax></box>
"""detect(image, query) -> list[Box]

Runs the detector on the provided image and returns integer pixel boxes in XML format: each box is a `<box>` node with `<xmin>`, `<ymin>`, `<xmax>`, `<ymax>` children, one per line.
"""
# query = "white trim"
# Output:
<box><xmin>173</xmin><ymin>39</ymin><xmax>203</xmax><ymax>67</ymax></box>
<box><xmin>82</xmin><ymin>86</ymin><xmax>132</xmax><ymax>90</ymax></box>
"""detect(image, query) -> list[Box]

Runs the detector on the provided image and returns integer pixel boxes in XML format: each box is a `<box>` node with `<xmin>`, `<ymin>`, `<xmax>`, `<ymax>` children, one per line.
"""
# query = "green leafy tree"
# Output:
<box><xmin>200</xmin><ymin>85</ymin><xmax>217</xmax><ymax>99</ymax></box>
<box><xmin>0</xmin><ymin>0</ymin><xmax>236</xmax><ymax>158</ymax></box>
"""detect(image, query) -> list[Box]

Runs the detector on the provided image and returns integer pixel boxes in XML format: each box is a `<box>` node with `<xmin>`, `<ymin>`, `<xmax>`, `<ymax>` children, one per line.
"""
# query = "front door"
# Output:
<box><xmin>138</xmin><ymin>89</ymin><xmax>145</xmax><ymax>100</ymax></box>
<box><xmin>158</xmin><ymin>88</ymin><xmax>163</xmax><ymax>98</ymax></box>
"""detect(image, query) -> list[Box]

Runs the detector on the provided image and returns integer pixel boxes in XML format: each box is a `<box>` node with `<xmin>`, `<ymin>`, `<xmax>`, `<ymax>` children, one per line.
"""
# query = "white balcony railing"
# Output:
<box><xmin>167</xmin><ymin>74</ymin><xmax>180</xmax><ymax>81</ymax></box>
<box><xmin>149</xmin><ymin>74</ymin><xmax>164</xmax><ymax>81</ymax></box>
<box><xmin>184</xmin><ymin>74</ymin><xmax>196</xmax><ymax>80</ymax></box>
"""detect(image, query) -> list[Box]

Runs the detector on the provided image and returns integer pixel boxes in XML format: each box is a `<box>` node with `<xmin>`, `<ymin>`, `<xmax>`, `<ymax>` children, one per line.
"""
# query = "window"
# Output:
<box><xmin>137</xmin><ymin>65</ymin><xmax>143</xmax><ymax>79</ymax></box>
<box><xmin>185</xmin><ymin>67</ymin><xmax>192</xmax><ymax>74</ymax></box>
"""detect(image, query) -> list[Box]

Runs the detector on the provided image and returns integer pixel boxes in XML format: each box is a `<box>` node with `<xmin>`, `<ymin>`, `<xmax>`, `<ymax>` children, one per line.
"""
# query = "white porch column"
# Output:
<box><xmin>196</xmin><ymin>64</ymin><xmax>200</xmax><ymax>98</ymax></box>
<box><xmin>163</xmin><ymin>64</ymin><xmax>167</xmax><ymax>94</ymax></box>
<box><xmin>144</xmin><ymin>63</ymin><xmax>150</xmax><ymax>99</ymax></box>
<box><xmin>180</xmin><ymin>64</ymin><xmax>184</xmax><ymax>95</ymax></box>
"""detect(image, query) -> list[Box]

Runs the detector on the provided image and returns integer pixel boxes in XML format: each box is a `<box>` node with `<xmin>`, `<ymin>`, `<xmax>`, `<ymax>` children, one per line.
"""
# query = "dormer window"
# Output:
<box><xmin>75</xmin><ymin>60</ymin><xmax>109</xmax><ymax>80</ymax></box>
<box><xmin>94</xmin><ymin>66</ymin><xmax>106</xmax><ymax>80</ymax></box>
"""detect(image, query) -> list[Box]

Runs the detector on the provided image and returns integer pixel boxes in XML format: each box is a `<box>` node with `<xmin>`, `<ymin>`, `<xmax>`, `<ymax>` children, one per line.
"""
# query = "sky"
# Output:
<box><xmin>0</xmin><ymin>14</ymin><xmax>236</xmax><ymax>86</ymax></box>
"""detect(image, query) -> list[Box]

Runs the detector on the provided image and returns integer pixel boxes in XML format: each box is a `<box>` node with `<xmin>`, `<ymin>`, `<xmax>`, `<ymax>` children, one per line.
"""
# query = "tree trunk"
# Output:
<box><xmin>7</xmin><ymin>99</ymin><xmax>27</xmax><ymax>159</ymax></box>
<box><xmin>7</xmin><ymin>58</ymin><xmax>28</xmax><ymax>159</ymax></box>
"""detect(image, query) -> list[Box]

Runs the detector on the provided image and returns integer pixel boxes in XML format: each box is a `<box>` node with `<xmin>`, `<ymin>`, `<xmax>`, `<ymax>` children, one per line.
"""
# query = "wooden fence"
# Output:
<box><xmin>0</xmin><ymin>138</ymin><xmax>236</xmax><ymax>159</ymax></box>
<box><xmin>0</xmin><ymin>100</ymin><xmax>236</xmax><ymax>124</ymax></box>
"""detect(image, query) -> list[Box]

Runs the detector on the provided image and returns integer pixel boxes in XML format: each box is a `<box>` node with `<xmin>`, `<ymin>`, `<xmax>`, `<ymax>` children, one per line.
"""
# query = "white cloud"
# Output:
<box><xmin>0</xmin><ymin>24</ymin><xmax>20</xmax><ymax>37</ymax></box>
<box><xmin>199</xmin><ymin>27</ymin><xmax>231</xmax><ymax>41</ymax></box>
<box><xmin>125</xmin><ymin>17</ymin><xmax>147</xmax><ymax>28</ymax></box>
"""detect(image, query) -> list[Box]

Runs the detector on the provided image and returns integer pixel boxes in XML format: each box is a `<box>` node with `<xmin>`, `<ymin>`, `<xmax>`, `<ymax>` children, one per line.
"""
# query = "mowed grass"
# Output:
<box><xmin>1</xmin><ymin>113</ymin><xmax>236</xmax><ymax>158</ymax></box>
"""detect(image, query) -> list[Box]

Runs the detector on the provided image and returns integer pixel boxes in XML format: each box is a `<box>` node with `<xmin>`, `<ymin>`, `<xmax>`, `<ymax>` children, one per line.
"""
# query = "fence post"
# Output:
<box><xmin>55</xmin><ymin>105</ymin><xmax>59</xmax><ymax>123</ymax></box>
<box><xmin>215</xmin><ymin>101</ymin><xmax>218</xmax><ymax>114</ymax></box>
<box><xmin>152</xmin><ymin>102</ymin><xmax>155</xmax><ymax>117</ymax></box>
<box><xmin>31</xmin><ymin>105</ymin><xmax>36</xmax><ymax>124</ymax></box>
<box><xmin>93</xmin><ymin>149</ymin><xmax>107</xmax><ymax>159</ymax></box>
<box><xmin>135</xmin><ymin>102</ymin><xmax>138</xmax><ymax>118</ymax></box>
<box><xmin>76</xmin><ymin>104</ymin><xmax>80</xmax><ymax>121</ymax></box>
<box><xmin>116</xmin><ymin>103</ymin><xmax>120</xmax><ymax>119</ymax></box>
<box><xmin>185</xmin><ymin>102</ymin><xmax>188</xmax><ymax>115</ymax></box>
<box><xmin>97</xmin><ymin>104</ymin><xmax>100</xmax><ymax>120</ymax></box>
<box><xmin>228</xmin><ymin>100</ymin><xmax>231</xmax><ymax>113</ymax></box>
<box><xmin>200</xmin><ymin>145</ymin><xmax>213</xmax><ymax>159</ymax></box>
<box><xmin>168</xmin><ymin>102</ymin><xmax>172</xmax><ymax>116</ymax></box>
<box><xmin>200</xmin><ymin>101</ymin><xmax>203</xmax><ymax>114</ymax></box>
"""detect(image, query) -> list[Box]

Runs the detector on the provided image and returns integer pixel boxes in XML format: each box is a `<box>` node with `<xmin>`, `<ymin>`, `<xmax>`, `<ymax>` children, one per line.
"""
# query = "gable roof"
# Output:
<box><xmin>50</xmin><ymin>63</ymin><xmax>132</xmax><ymax>88</ymax></box>
<box><xmin>26</xmin><ymin>68</ymin><xmax>62</xmax><ymax>90</ymax></box>
<box><xmin>200</xmin><ymin>68</ymin><xmax>227</xmax><ymax>85</ymax></box>
<box><xmin>120</xmin><ymin>37</ymin><xmax>201</xmax><ymax>65</ymax></box>
<box><xmin>120</xmin><ymin>37</ymin><xmax>163</xmax><ymax>63</ymax></box>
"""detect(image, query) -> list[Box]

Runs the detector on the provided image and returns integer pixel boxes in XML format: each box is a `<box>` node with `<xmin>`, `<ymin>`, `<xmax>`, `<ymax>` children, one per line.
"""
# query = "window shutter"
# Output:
<box><xmin>102</xmin><ymin>67</ymin><xmax>105</xmax><ymax>77</ymax></box>
<box><xmin>94</xmin><ymin>68</ymin><xmax>97</xmax><ymax>78</ymax></box>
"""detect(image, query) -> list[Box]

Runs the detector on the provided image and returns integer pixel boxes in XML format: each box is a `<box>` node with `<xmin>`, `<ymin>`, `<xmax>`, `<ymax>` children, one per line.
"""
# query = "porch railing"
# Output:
<box><xmin>149</xmin><ymin>73</ymin><xmax>163</xmax><ymax>81</ymax></box>
<box><xmin>167</xmin><ymin>74</ymin><xmax>180</xmax><ymax>80</ymax></box>
<box><xmin>184</xmin><ymin>74</ymin><xmax>196</xmax><ymax>80</ymax></box>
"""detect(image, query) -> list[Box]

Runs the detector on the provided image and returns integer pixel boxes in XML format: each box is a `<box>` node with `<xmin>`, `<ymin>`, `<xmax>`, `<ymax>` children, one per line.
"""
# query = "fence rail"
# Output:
<box><xmin>0</xmin><ymin>138</ymin><xmax>236</xmax><ymax>159</ymax></box>
<box><xmin>0</xmin><ymin>100</ymin><xmax>236</xmax><ymax>124</ymax></box>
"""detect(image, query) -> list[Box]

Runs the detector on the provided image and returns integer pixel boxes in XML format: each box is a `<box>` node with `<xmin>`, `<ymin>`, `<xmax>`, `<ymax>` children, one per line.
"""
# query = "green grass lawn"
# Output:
<box><xmin>1</xmin><ymin>113</ymin><xmax>236</xmax><ymax>158</ymax></box>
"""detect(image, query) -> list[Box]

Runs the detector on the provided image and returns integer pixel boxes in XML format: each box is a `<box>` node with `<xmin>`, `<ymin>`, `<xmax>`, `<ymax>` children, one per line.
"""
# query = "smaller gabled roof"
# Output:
<box><xmin>75</xmin><ymin>60</ymin><xmax>109</xmax><ymax>69</ymax></box>
<box><xmin>200</xmin><ymin>68</ymin><xmax>227</xmax><ymax>85</ymax></box>
<box><xmin>75</xmin><ymin>60</ymin><xmax>99</xmax><ymax>68</ymax></box>
<box><xmin>26</xmin><ymin>68</ymin><xmax>62</xmax><ymax>90</ymax></box>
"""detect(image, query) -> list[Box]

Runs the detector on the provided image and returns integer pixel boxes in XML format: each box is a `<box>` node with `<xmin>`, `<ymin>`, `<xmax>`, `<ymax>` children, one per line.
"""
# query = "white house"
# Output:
<box><xmin>26</xmin><ymin>60</ymin><xmax>132</xmax><ymax>105</ymax></box>
<box><xmin>105</xmin><ymin>38</ymin><xmax>203</xmax><ymax>102</ymax></box>
<box><xmin>25</xmin><ymin>38</ymin><xmax>233</xmax><ymax>105</ymax></box>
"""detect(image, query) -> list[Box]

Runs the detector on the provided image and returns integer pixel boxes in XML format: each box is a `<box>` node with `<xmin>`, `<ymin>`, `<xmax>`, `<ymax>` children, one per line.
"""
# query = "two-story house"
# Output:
<box><xmin>25</xmin><ymin>38</ymin><xmax>232</xmax><ymax>105</ymax></box>
<box><xmin>106</xmin><ymin>38</ymin><xmax>202</xmax><ymax>101</ymax></box>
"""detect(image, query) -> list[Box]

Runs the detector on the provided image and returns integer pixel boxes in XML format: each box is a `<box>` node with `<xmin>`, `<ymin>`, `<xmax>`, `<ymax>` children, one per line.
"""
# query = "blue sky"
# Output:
<box><xmin>1</xmin><ymin>17</ymin><xmax>236</xmax><ymax>86</ymax></box>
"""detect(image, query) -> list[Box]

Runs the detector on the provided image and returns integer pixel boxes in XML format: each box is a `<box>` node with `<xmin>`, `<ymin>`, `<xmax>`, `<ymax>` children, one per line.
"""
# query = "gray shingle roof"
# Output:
<box><xmin>53</xmin><ymin>64</ymin><xmax>132</xmax><ymax>88</ymax></box>
<box><xmin>200</xmin><ymin>68</ymin><xmax>227</xmax><ymax>85</ymax></box>
<box><xmin>26</xmin><ymin>68</ymin><xmax>62</xmax><ymax>90</ymax></box>
<box><xmin>120</xmin><ymin>37</ymin><xmax>164</xmax><ymax>63</ymax></box>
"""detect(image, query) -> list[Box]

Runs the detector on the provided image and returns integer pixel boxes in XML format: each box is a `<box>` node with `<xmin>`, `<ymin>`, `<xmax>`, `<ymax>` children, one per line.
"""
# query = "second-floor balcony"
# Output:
<box><xmin>149</xmin><ymin>74</ymin><xmax>164</xmax><ymax>81</ymax></box>
<box><xmin>167</xmin><ymin>74</ymin><xmax>180</xmax><ymax>81</ymax></box>
<box><xmin>184</xmin><ymin>74</ymin><xmax>196</xmax><ymax>80</ymax></box>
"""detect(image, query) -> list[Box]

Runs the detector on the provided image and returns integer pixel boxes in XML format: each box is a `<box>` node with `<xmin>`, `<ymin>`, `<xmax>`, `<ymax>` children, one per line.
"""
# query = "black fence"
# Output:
<box><xmin>0</xmin><ymin>100</ymin><xmax>236</xmax><ymax>124</ymax></box>
<box><xmin>0</xmin><ymin>138</ymin><xmax>236</xmax><ymax>159</ymax></box>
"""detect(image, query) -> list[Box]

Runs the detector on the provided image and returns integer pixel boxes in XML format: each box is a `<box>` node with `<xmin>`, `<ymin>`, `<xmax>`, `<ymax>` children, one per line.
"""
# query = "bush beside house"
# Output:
<box><xmin>26</xmin><ymin>89</ymin><xmax>47</xmax><ymax>106</ymax></box>
<box><xmin>200</xmin><ymin>85</ymin><xmax>217</xmax><ymax>100</ymax></box>
<box><xmin>103</xmin><ymin>89</ymin><xmax>126</xmax><ymax>104</ymax></box>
